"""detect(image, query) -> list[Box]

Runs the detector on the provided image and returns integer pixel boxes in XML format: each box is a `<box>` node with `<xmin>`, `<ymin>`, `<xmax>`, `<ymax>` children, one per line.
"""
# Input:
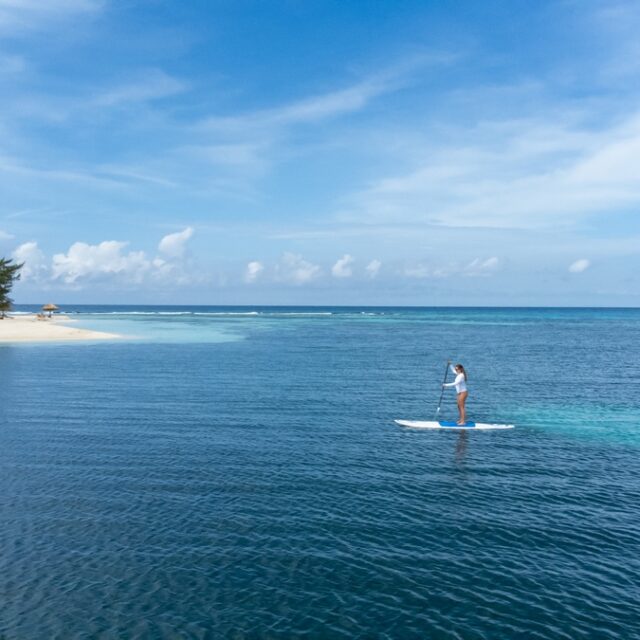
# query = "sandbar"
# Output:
<box><xmin>0</xmin><ymin>314</ymin><xmax>120</xmax><ymax>343</ymax></box>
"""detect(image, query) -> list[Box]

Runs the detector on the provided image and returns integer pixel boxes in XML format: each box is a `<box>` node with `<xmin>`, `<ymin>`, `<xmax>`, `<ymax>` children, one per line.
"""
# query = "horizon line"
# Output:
<box><xmin>12</xmin><ymin>303</ymin><xmax>640</xmax><ymax>310</ymax></box>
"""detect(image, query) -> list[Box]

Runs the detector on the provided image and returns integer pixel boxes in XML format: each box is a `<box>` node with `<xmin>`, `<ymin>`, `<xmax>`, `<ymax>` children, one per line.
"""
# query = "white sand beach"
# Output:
<box><xmin>0</xmin><ymin>314</ymin><xmax>120</xmax><ymax>343</ymax></box>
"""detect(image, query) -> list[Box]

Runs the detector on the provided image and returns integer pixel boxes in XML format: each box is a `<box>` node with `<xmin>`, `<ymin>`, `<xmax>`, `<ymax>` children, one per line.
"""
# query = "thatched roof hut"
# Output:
<box><xmin>42</xmin><ymin>303</ymin><xmax>59</xmax><ymax>318</ymax></box>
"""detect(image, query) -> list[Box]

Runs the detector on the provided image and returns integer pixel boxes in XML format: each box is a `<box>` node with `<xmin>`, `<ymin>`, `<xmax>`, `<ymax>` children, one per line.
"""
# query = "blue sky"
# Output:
<box><xmin>1</xmin><ymin>0</ymin><xmax>639</xmax><ymax>305</ymax></box>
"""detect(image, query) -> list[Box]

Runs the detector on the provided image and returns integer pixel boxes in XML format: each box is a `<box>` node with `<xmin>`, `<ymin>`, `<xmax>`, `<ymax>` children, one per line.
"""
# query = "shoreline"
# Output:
<box><xmin>0</xmin><ymin>314</ymin><xmax>121</xmax><ymax>344</ymax></box>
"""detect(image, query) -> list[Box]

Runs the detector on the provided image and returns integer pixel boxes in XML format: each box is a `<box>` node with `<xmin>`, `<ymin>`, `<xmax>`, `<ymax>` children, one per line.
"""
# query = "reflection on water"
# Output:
<box><xmin>455</xmin><ymin>430</ymin><xmax>469</xmax><ymax>464</ymax></box>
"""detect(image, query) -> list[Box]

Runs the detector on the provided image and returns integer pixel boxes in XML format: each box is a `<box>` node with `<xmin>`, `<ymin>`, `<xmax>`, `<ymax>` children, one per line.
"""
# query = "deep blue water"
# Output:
<box><xmin>2</xmin><ymin>306</ymin><xmax>640</xmax><ymax>639</ymax></box>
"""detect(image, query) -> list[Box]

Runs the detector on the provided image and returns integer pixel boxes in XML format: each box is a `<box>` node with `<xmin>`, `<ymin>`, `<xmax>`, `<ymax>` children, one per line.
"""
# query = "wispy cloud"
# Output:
<box><xmin>96</xmin><ymin>166</ymin><xmax>178</xmax><ymax>188</ymax></box>
<box><xmin>404</xmin><ymin>264</ymin><xmax>435</xmax><ymax>279</ymax></box>
<box><xmin>91</xmin><ymin>70</ymin><xmax>187</xmax><ymax>108</ymax></box>
<box><xmin>0</xmin><ymin>52</ymin><xmax>450</xmax><ymax>211</ymax></box>
<box><xmin>340</xmin><ymin>108</ymin><xmax>640</xmax><ymax>230</ymax></box>
<box><xmin>590</xmin><ymin>1</ymin><xmax>640</xmax><ymax>80</ymax></box>
<box><xmin>200</xmin><ymin>80</ymin><xmax>378</xmax><ymax>136</ymax></box>
<box><xmin>176</xmin><ymin>142</ymin><xmax>269</xmax><ymax>175</ymax></box>
<box><xmin>200</xmin><ymin>53</ymin><xmax>451</xmax><ymax>134</ymax></box>
<box><xmin>184</xmin><ymin>56</ymin><xmax>450</xmax><ymax>182</ymax></box>
<box><xmin>404</xmin><ymin>257</ymin><xmax>500</xmax><ymax>279</ymax></box>
<box><xmin>464</xmin><ymin>256</ymin><xmax>500</xmax><ymax>277</ymax></box>
<box><xmin>4</xmin><ymin>69</ymin><xmax>187</xmax><ymax>126</ymax></box>
<box><xmin>0</xmin><ymin>0</ymin><xmax>103</xmax><ymax>34</ymax></box>
<box><xmin>0</xmin><ymin>154</ymin><xmax>126</xmax><ymax>189</ymax></box>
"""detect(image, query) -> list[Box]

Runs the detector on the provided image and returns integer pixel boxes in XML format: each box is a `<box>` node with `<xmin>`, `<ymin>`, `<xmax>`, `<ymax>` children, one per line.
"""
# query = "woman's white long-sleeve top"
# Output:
<box><xmin>443</xmin><ymin>365</ymin><xmax>467</xmax><ymax>393</ymax></box>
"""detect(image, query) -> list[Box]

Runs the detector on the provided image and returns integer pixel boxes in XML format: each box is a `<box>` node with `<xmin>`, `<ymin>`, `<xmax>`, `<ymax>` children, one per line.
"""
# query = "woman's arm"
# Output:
<box><xmin>443</xmin><ymin>373</ymin><xmax>463</xmax><ymax>388</ymax></box>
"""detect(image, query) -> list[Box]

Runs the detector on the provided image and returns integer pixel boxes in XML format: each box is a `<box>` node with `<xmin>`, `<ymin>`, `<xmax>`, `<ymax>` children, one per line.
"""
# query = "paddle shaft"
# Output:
<box><xmin>435</xmin><ymin>360</ymin><xmax>450</xmax><ymax>418</ymax></box>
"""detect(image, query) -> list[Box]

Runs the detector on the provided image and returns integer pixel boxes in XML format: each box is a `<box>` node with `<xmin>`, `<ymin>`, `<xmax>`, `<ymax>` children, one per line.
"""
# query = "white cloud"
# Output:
<box><xmin>331</xmin><ymin>254</ymin><xmax>354</xmax><ymax>278</ymax></box>
<box><xmin>569</xmin><ymin>258</ymin><xmax>590</xmax><ymax>273</ymax></box>
<box><xmin>0</xmin><ymin>229</ymin><xmax>14</xmax><ymax>240</ymax></box>
<box><xmin>158</xmin><ymin>226</ymin><xmax>194</xmax><ymax>258</ymax></box>
<box><xmin>244</xmin><ymin>260</ymin><xmax>264</xmax><ymax>283</ymax></box>
<box><xmin>275</xmin><ymin>252</ymin><xmax>321</xmax><ymax>284</ymax></box>
<box><xmin>366</xmin><ymin>259</ymin><xmax>382</xmax><ymax>278</ymax></box>
<box><xmin>12</xmin><ymin>241</ymin><xmax>47</xmax><ymax>280</ymax></box>
<box><xmin>51</xmin><ymin>241</ymin><xmax>150</xmax><ymax>284</ymax></box>
<box><xmin>267</xmin><ymin>79</ymin><xmax>394</xmax><ymax>126</ymax></box>
<box><xmin>12</xmin><ymin>229</ymin><xmax>202</xmax><ymax>289</ymax></box>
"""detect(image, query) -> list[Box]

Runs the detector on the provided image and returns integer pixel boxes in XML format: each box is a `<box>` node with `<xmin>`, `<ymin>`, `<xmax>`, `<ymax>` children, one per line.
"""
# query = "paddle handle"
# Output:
<box><xmin>435</xmin><ymin>359</ymin><xmax>451</xmax><ymax>418</ymax></box>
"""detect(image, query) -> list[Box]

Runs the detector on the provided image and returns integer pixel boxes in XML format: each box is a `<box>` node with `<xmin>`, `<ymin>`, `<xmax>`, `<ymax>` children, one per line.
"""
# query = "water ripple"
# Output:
<box><xmin>2</xmin><ymin>309</ymin><xmax>640</xmax><ymax>638</ymax></box>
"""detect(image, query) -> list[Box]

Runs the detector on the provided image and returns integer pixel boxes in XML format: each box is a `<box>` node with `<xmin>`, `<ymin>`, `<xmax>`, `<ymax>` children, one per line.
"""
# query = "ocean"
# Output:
<box><xmin>2</xmin><ymin>306</ymin><xmax>639</xmax><ymax>639</ymax></box>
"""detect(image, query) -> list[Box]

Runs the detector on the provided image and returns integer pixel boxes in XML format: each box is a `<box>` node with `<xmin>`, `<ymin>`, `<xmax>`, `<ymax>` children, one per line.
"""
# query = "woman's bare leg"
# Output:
<box><xmin>457</xmin><ymin>392</ymin><xmax>468</xmax><ymax>424</ymax></box>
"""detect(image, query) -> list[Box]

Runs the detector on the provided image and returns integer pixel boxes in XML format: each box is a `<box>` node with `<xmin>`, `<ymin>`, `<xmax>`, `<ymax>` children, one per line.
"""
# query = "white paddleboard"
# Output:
<box><xmin>395</xmin><ymin>419</ymin><xmax>514</xmax><ymax>430</ymax></box>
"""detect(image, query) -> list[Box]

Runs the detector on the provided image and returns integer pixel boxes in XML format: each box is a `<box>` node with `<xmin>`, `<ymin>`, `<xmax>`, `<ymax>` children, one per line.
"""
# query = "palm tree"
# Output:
<box><xmin>0</xmin><ymin>258</ymin><xmax>24</xmax><ymax>319</ymax></box>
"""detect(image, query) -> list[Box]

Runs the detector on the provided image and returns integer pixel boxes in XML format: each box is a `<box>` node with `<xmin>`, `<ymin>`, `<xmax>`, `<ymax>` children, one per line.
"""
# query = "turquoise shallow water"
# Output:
<box><xmin>2</xmin><ymin>306</ymin><xmax>640</xmax><ymax>638</ymax></box>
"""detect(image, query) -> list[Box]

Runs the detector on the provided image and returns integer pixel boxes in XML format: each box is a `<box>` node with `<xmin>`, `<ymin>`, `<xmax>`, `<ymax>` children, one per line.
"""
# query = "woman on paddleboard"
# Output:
<box><xmin>443</xmin><ymin>363</ymin><xmax>468</xmax><ymax>425</ymax></box>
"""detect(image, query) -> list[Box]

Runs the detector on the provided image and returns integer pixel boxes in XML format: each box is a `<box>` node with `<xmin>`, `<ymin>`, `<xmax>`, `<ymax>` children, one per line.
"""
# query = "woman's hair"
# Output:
<box><xmin>455</xmin><ymin>364</ymin><xmax>467</xmax><ymax>381</ymax></box>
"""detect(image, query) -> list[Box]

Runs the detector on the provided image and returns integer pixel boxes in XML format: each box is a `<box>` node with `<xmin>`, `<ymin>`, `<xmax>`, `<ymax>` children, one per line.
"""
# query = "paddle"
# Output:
<box><xmin>434</xmin><ymin>359</ymin><xmax>451</xmax><ymax>420</ymax></box>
